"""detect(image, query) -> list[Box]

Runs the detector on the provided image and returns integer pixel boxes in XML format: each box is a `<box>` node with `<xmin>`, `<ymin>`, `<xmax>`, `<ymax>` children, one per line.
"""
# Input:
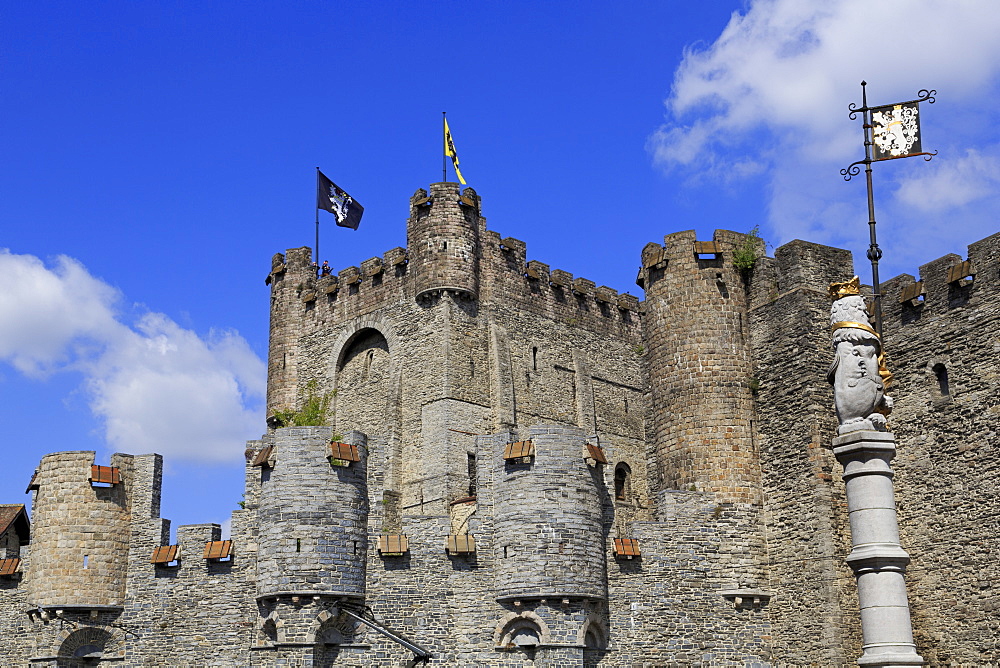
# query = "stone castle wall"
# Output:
<box><xmin>1</xmin><ymin>181</ymin><xmax>997</xmax><ymax>666</ymax></box>
<box><xmin>747</xmin><ymin>240</ymin><xmax>862</xmax><ymax>663</ymax></box>
<box><xmin>879</xmin><ymin>231</ymin><xmax>1000</xmax><ymax>664</ymax></box>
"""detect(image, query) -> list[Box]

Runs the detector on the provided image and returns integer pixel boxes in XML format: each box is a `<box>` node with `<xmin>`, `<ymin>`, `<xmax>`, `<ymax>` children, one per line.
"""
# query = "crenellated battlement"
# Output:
<box><xmin>880</xmin><ymin>230</ymin><xmax>1000</xmax><ymax>328</ymax></box>
<box><xmin>481</xmin><ymin>226</ymin><xmax>642</xmax><ymax>335</ymax></box>
<box><xmin>7</xmin><ymin>178</ymin><xmax>998</xmax><ymax>665</ymax></box>
<box><xmin>264</xmin><ymin>197</ymin><xmax>643</xmax><ymax>352</ymax></box>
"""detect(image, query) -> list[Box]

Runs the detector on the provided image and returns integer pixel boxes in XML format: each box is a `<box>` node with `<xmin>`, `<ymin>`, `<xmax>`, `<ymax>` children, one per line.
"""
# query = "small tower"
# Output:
<box><xmin>493</xmin><ymin>425</ymin><xmax>606</xmax><ymax>602</ymax></box>
<box><xmin>490</xmin><ymin>425</ymin><xmax>608</xmax><ymax>658</ymax></box>
<box><xmin>640</xmin><ymin>230</ymin><xmax>762</xmax><ymax>504</ymax></box>
<box><xmin>406</xmin><ymin>182</ymin><xmax>482</xmax><ymax>301</ymax></box>
<box><xmin>26</xmin><ymin>452</ymin><xmax>133</xmax><ymax>608</ymax></box>
<box><xmin>256</xmin><ymin>428</ymin><xmax>370</xmax><ymax>599</ymax></box>
<box><xmin>255</xmin><ymin>428</ymin><xmax>370</xmax><ymax>650</ymax></box>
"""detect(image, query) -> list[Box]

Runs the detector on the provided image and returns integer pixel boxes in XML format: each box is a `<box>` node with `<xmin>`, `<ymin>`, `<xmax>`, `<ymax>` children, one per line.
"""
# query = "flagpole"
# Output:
<box><xmin>315</xmin><ymin>167</ymin><xmax>320</xmax><ymax>269</ymax></box>
<box><xmin>841</xmin><ymin>82</ymin><xmax>937</xmax><ymax>339</ymax></box>
<box><xmin>860</xmin><ymin>82</ymin><xmax>884</xmax><ymax>338</ymax></box>
<box><xmin>442</xmin><ymin>112</ymin><xmax>447</xmax><ymax>182</ymax></box>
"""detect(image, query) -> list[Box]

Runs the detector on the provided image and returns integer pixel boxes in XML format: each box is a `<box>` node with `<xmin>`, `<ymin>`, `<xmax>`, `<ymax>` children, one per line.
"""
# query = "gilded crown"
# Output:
<box><xmin>829</xmin><ymin>276</ymin><xmax>861</xmax><ymax>300</ymax></box>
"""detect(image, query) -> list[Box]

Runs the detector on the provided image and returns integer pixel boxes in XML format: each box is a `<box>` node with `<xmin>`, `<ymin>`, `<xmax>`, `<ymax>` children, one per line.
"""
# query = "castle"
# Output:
<box><xmin>1</xmin><ymin>181</ymin><xmax>997</xmax><ymax>666</ymax></box>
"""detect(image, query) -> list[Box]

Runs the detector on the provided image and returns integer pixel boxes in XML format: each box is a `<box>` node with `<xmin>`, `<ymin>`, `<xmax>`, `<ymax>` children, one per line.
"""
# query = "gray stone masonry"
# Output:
<box><xmin>492</xmin><ymin>425</ymin><xmax>606</xmax><ymax>602</ymax></box>
<box><xmin>256</xmin><ymin>428</ymin><xmax>369</xmax><ymax>600</ymax></box>
<box><xmin>1</xmin><ymin>183</ymin><xmax>996</xmax><ymax>665</ymax></box>
<box><xmin>832</xmin><ymin>431</ymin><xmax>922</xmax><ymax>666</ymax></box>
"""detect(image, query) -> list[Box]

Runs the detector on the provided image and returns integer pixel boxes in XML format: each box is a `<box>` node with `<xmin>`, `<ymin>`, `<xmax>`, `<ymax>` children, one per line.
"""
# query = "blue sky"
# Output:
<box><xmin>3</xmin><ymin>1</ymin><xmax>1000</xmax><ymax>535</ymax></box>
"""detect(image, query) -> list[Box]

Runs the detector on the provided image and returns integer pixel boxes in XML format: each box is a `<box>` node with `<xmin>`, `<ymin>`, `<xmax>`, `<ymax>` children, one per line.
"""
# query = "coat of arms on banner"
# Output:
<box><xmin>871</xmin><ymin>102</ymin><xmax>922</xmax><ymax>160</ymax></box>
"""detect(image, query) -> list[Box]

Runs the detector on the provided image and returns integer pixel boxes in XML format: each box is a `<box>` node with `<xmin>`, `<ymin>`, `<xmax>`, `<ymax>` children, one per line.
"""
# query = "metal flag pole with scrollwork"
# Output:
<box><xmin>841</xmin><ymin>82</ymin><xmax>937</xmax><ymax>338</ymax></box>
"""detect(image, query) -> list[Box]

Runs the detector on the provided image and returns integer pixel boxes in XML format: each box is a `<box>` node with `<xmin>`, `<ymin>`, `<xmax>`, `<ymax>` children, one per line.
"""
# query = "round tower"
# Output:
<box><xmin>406</xmin><ymin>182</ymin><xmax>482</xmax><ymax>301</ymax></box>
<box><xmin>256</xmin><ymin>427</ymin><xmax>370</xmax><ymax>600</ymax></box>
<box><xmin>26</xmin><ymin>451</ymin><xmax>132</xmax><ymax>609</ymax></box>
<box><xmin>640</xmin><ymin>229</ymin><xmax>762</xmax><ymax>504</ymax></box>
<box><xmin>493</xmin><ymin>425</ymin><xmax>606</xmax><ymax>602</ymax></box>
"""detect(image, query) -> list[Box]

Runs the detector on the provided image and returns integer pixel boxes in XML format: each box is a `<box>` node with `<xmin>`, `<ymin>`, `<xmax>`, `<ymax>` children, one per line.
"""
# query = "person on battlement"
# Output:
<box><xmin>321</xmin><ymin>260</ymin><xmax>331</xmax><ymax>276</ymax></box>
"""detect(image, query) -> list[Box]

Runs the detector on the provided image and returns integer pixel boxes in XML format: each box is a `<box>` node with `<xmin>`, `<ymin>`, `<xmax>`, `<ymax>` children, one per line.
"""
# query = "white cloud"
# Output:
<box><xmin>896</xmin><ymin>148</ymin><xmax>1000</xmax><ymax>212</ymax></box>
<box><xmin>651</xmin><ymin>0</ymin><xmax>1000</xmax><ymax>274</ymax></box>
<box><xmin>0</xmin><ymin>250</ymin><xmax>265</xmax><ymax>462</ymax></box>
<box><xmin>0</xmin><ymin>252</ymin><xmax>119</xmax><ymax>376</ymax></box>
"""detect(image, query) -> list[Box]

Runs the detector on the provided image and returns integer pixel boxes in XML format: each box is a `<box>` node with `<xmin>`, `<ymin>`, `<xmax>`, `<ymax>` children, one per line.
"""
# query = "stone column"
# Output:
<box><xmin>832</xmin><ymin>430</ymin><xmax>923</xmax><ymax>667</ymax></box>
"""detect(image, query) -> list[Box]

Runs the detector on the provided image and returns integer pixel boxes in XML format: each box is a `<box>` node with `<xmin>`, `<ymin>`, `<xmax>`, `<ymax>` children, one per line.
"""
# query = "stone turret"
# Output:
<box><xmin>407</xmin><ymin>182</ymin><xmax>482</xmax><ymax>301</ymax></box>
<box><xmin>493</xmin><ymin>425</ymin><xmax>606</xmax><ymax>602</ymax></box>
<box><xmin>26</xmin><ymin>451</ymin><xmax>133</xmax><ymax>609</ymax></box>
<box><xmin>640</xmin><ymin>229</ymin><xmax>763</xmax><ymax>505</ymax></box>
<box><xmin>256</xmin><ymin>427</ymin><xmax>370</xmax><ymax>600</ymax></box>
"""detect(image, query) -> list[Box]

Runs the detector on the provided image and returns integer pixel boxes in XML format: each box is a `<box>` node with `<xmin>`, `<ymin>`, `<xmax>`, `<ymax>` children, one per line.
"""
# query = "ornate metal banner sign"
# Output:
<box><xmin>840</xmin><ymin>82</ymin><xmax>936</xmax><ymax>337</ymax></box>
<box><xmin>871</xmin><ymin>101</ymin><xmax>923</xmax><ymax>161</ymax></box>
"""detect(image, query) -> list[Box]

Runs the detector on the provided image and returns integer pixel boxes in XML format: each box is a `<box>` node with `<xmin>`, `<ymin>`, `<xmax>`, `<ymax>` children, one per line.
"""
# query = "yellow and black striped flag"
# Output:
<box><xmin>444</xmin><ymin>117</ymin><xmax>467</xmax><ymax>185</ymax></box>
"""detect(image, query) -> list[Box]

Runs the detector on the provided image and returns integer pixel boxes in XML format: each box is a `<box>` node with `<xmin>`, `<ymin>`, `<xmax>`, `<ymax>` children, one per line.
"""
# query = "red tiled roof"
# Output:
<box><xmin>0</xmin><ymin>505</ymin><xmax>29</xmax><ymax>544</ymax></box>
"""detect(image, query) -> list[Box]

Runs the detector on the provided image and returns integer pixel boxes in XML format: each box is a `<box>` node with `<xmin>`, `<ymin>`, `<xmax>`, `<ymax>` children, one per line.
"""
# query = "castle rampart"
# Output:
<box><xmin>2</xmin><ymin>182</ymin><xmax>998</xmax><ymax>666</ymax></box>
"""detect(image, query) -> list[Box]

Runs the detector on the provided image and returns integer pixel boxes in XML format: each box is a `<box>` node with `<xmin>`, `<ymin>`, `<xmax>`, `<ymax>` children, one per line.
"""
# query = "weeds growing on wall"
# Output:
<box><xmin>733</xmin><ymin>225</ymin><xmax>763</xmax><ymax>274</ymax></box>
<box><xmin>272</xmin><ymin>380</ymin><xmax>335</xmax><ymax>427</ymax></box>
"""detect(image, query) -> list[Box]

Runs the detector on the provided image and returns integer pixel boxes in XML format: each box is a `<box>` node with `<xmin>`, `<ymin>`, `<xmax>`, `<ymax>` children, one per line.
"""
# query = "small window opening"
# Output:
<box><xmin>503</xmin><ymin>545</ymin><xmax>508</xmax><ymax>559</ymax></box>
<box><xmin>624</xmin><ymin>396</ymin><xmax>629</xmax><ymax>414</ymax></box>
<box><xmin>352</xmin><ymin>540</ymin><xmax>357</xmax><ymax>554</ymax></box>
<box><xmin>83</xmin><ymin>555</ymin><xmax>89</xmax><ymax>569</ymax></box>
<box><xmin>531</xmin><ymin>347</ymin><xmax>538</xmax><ymax>371</ymax></box>
<box><xmin>467</xmin><ymin>453</ymin><xmax>477</xmax><ymax>497</ymax></box>
<box><xmin>933</xmin><ymin>363</ymin><xmax>950</xmax><ymax>396</ymax></box>
<box><xmin>296</xmin><ymin>538</ymin><xmax>301</xmax><ymax>553</ymax></box>
<box><xmin>363</xmin><ymin>349</ymin><xmax>374</xmax><ymax>381</ymax></box>
<box><xmin>282</xmin><ymin>353</ymin><xmax>286</xmax><ymax>369</ymax></box>
<box><xmin>441</xmin><ymin>241</ymin><xmax>448</xmax><ymax>251</ymax></box>
<box><xmin>614</xmin><ymin>462</ymin><xmax>631</xmax><ymax>501</ymax></box>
